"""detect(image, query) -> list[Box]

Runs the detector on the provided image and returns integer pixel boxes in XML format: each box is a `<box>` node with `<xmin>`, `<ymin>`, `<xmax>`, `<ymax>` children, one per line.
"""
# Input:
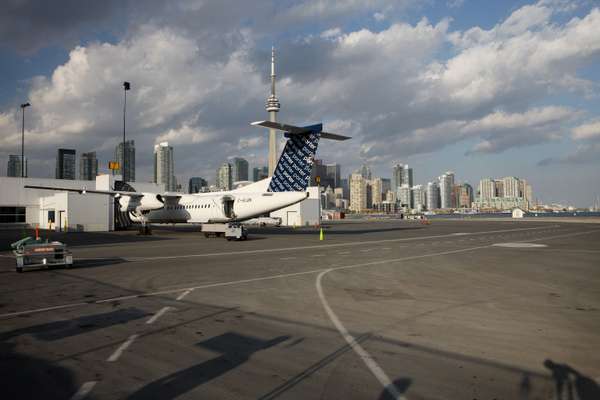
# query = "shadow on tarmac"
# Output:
<box><xmin>127</xmin><ymin>332</ymin><xmax>289</xmax><ymax>400</ymax></box>
<box><xmin>0</xmin><ymin>342</ymin><xmax>77</xmax><ymax>400</ymax></box>
<box><xmin>0</xmin><ymin>307</ymin><xmax>149</xmax><ymax>342</ymax></box>
<box><xmin>544</xmin><ymin>359</ymin><xmax>600</xmax><ymax>400</ymax></box>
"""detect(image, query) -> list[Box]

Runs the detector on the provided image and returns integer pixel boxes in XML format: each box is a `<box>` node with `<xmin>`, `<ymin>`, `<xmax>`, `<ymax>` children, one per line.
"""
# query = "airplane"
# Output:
<box><xmin>25</xmin><ymin>120</ymin><xmax>349</xmax><ymax>231</ymax></box>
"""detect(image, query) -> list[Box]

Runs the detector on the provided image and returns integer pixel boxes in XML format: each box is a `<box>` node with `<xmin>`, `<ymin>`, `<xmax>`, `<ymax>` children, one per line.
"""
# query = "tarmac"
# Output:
<box><xmin>1</xmin><ymin>219</ymin><xmax>599</xmax><ymax>399</ymax></box>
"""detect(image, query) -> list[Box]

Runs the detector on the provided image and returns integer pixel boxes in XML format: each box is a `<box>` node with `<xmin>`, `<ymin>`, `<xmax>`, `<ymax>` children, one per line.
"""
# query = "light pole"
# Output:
<box><xmin>122</xmin><ymin>81</ymin><xmax>131</xmax><ymax>183</ymax></box>
<box><xmin>20</xmin><ymin>102</ymin><xmax>30</xmax><ymax>178</ymax></box>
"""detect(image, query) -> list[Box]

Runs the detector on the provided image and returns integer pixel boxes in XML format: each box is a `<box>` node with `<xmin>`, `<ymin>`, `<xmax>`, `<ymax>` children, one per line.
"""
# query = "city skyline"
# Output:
<box><xmin>0</xmin><ymin>1</ymin><xmax>599</xmax><ymax>206</ymax></box>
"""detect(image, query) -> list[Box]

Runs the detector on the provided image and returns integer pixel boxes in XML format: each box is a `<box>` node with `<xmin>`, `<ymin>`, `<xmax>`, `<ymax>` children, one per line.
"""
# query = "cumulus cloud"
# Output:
<box><xmin>1</xmin><ymin>0</ymin><xmax>599</xmax><ymax>184</ymax></box>
<box><xmin>572</xmin><ymin>119</ymin><xmax>600</xmax><ymax>140</ymax></box>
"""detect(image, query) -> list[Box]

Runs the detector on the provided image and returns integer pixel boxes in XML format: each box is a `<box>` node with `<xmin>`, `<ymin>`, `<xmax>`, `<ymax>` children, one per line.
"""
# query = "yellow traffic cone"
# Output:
<box><xmin>319</xmin><ymin>227</ymin><xmax>324</xmax><ymax>241</ymax></box>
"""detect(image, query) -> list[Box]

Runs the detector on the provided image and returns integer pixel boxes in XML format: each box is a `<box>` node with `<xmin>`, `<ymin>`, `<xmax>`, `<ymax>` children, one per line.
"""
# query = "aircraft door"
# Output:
<box><xmin>222</xmin><ymin>196</ymin><xmax>235</xmax><ymax>219</ymax></box>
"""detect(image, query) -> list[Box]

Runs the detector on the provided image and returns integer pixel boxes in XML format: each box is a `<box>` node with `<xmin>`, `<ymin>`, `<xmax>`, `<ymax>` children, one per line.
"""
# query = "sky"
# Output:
<box><xmin>1</xmin><ymin>0</ymin><xmax>599</xmax><ymax>207</ymax></box>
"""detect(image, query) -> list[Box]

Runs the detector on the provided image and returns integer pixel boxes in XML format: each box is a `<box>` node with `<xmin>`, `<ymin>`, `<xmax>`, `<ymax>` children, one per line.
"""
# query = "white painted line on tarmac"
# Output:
<box><xmin>107</xmin><ymin>334</ymin><xmax>138</xmax><ymax>362</ymax></box>
<box><xmin>337</xmin><ymin>251</ymin><xmax>350</xmax><ymax>255</ymax></box>
<box><xmin>70</xmin><ymin>381</ymin><xmax>97</xmax><ymax>400</ymax></box>
<box><xmin>146</xmin><ymin>306</ymin><xmax>172</xmax><ymax>324</ymax></box>
<box><xmin>316</xmin><ymin>270</ymin><xmax>405</xmax><ymax>400</ymax></box>
<box><xmin>280</xmin><ymin>257</ymin><xmax>296</xmax><ymax>260</ymax></box>
<box><xmin>176</xmin><ymin>289</ymin><xmax>193</xmax><ymax>301</ymax></box>
<box><xmin>311</xmin><ymin>254</ymin><xmax>324</xmax><ymax>257</ymax></box>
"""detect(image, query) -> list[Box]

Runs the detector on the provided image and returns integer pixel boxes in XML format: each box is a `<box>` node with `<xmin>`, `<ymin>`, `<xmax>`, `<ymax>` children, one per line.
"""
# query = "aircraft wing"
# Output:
<box><xmin>25</xmin><ymin>185</ymin><xmax>145</xmax><ymax>198</ymax></box>
<box><xmin>251</xmin><ymin>120</ymin><xmax>351</xmax><ymax>141</ymax></box>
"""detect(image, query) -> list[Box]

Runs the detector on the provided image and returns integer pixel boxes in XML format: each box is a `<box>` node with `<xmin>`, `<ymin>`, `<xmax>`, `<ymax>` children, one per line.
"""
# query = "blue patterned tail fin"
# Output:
<box><xmin>268</xmin><ymin>124</ymin><xmax>321</xmax><ymax>192</ymax></box>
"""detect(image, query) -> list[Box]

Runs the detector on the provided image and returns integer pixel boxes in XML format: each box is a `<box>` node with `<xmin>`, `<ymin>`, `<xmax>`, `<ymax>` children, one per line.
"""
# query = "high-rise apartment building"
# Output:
<box><xmin>370</xmin><ymin>178</ymin><xmax>383</xmax><ymax>206</ymax></box>
<box><xmin>458</xmin><ymin>183</ymin><xmax>474</xmax><ymax>208</ymax></box>
<box><xmin>79</xmin><ymin>152</ymin><xmax>98</xmax><ymax>180</ymax></box>
<box><xmin>412</xmin><ymin>185</ymin><xmax>426</xmax><ymax>211</ymax></box>
<box><xmin>216</xmin><ymin>163</ymin><xmax>232</xmax><ymax>191</ymax></box>
<box><xmin>402</xmin><ymin>165</ymin><xmax>413</xmax><ymax>188</ymax></box>
<box><xmin>115</xmin><ymin>140</ymin><xmax>135</xmax><ymax>182</ymax></box>
<box><xmin>479</xmin><ymin>178</ymin><xmax>496</xmax><ymax>199</ymax></box>
<box><xmin>439</xmin><ymin>171</ymin><xmax>455</xmax><ymax>209</ymax></box>
<box><xmin>231</xmin><ymin>157</ymin><xmax>249</xmax><ymax>182</ymax></box>
<box><xmin>502</xmin><ymin>176</ymin><xmax>520</xmax><ymax>198</ymax></box>
<box><xmin>381</xmin><ymin>178</ymin><xmax>391</xmax><ymax>195</ymax></box>
<box><xmin>398</xmin><ymin>184</ymin><xmax>412</xmax><ymax>210</ymax></box>
<box><xmin>188</xmin><ymin>177</ymin><xmax>208</xmax><ymax>194</ymax></box>
<box><xmin>56</xmin><ymin>149</ymin><xmax>76</xmax><ymax>180</ymax></box>
<box><xmin>326</xmin><ymin>163</ymin><xmax>341</xmax><ymax>188</ymax></box>
<box><xmin>349</xmin><ymin>173</ymin><xmax>367</xmax><ymax>212</ymax></box>
<box><xmin>7</xmin><ymin>155</ymin><xmax>26</xmax><ymax>177</ymax></box>
<box><xmin>252</xmin><ymin>166</ymin><xmax>269</xmax><ymax>182</ymax></box>
<box><xmin>427</xmin><ymin>181</ymin><xmax>440</xmax><ymax>210</ymax></box>
<box><xmin>154</xmin><ymin>142</ymin><xmax>175</xmax><ymax>191</ymax></box>
<box><xmin>392</xmin><ymin>164</ymin><xmax>404</xmax><ymax>190</ymax></box>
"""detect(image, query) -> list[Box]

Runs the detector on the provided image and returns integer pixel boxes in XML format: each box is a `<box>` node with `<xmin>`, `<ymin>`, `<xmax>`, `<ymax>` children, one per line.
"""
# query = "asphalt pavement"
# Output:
<box><xmin>1</xmin><ymin>219</ymin><xmax>599</xmax><ymax>399</ymax></box>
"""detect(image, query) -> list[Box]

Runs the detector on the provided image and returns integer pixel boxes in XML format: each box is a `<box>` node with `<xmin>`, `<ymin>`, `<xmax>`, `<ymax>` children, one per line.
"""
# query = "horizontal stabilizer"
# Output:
<box><xmin>251</xmin><ymin>120</ymin><xmax>350</xmax><ymax>140</ymax></box>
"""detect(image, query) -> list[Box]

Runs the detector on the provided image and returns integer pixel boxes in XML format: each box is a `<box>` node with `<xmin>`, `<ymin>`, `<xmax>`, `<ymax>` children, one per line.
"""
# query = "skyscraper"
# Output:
<box><xmin>458</xmin><ymin>183</ymin><xmax>474</xmax><ymax>208</ymax></box>
<box><xmin>326</xmin><ymin>163</ymin><xmax>341</xmax><ymax>188</ymax></box>
<box><xmin>398</xmin><ymin>184</ymin><xmax>412</xmax><ymax>210</ymax></box>
<box><xmin>412</xmin><ymin>185</ymin><xmax>426</xmax><ymax>211</ymax></box>
<box><xmin>188</xmin><ymin>177</ymin><xmax>208</xmax><ymax>194</ymax></box>
<box><xmin>252</xmin><ymin>166</ymin><xmax>269</xmax><ymax>182</ymax></box>
<box><xmin>7</xmin><ymin>155</ymin><xmax>26</xmax><ymax>177</ymax></box>
<box><xmin>439</xmin><ymin>171</ymin><xmax>455</xmax><ymax>209</ymax></box>
<box><xmin>154</xmin><ymin>142</ymin><xmax>175</xmax><ymax>191</ymax></box>
<box><xmin>217</xmin><ymin>163</ymin><xmax>232</xmax><ymax>190</ymax></box>
<box><xmin>427</xmin><ymin>181</ymin><xmax>440</xmax><ymax>210</ymax></box>
<box><xmin>381</xmin><ymin>178</ymin><xmax>391</xmax><ymax>195</ymax></box>
<box><xmin>231</xmin><ymin>157</ymin><xmax>249</xmax><ymax>182</ymax></box>
<box><xmin>392</xmin><ymin>164</ymin><xmax>404</xmax><ymax>190</ymax></box>
<box><xmin>79</xmin><ymin>152</ymin><xmax>98</xmax><ymax>180</ymax></box>
<box><xmin>349</xmin><ymin>173</ymin><xmax>367</xmax><ymax>212</ymax></box>
<box><xmin>402</xmin><ymin>165</ymin><xmax>414</xmax><ymax>188</ymax></box>
<box><xmin>115</xmin><ymin>140</ymin><xmax>135</xmax><ymax>182</ymax></box>
<box><xmin>370</xmin><ymin>177</ymin><xmax>383</xmax><ymax>206</ymax></box>
<box><xmin>56</xmin><ymin>149</ymin><xmax>76</xmax><ymax>180</ymax></box>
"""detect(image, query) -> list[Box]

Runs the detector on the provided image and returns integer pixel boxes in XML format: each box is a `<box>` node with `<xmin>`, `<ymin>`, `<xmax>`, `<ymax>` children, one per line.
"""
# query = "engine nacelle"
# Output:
<box><xmin>118</xmin><ymin>193</ymin><xmax>164</xmax><ymax>213</ymax></box>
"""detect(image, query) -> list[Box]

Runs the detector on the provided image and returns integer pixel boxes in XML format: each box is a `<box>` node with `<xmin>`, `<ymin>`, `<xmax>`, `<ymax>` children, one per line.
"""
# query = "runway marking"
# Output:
<box><xmin>311</xmin><ymin>254</ymin><xmax>324</xmax><ymax>257</ymax></box>
<box><xmin>107</xmin><ymin>334</ymin><xmax>138</xmax><ymax>362</ymax></box>
<box><xmin>176</xmin><ymin>289</ymin><xmax>193</xmax><ymax>301</ymax></box>
<box><xmin>337</xmin><ymin>251</ymin><xmax>350</xmax><ymax>255</ymax></box>
<box><xmin>493</xmin><ymin>243</ymin><xmax>548</xmax><ymax>248</ymax></box>
<box><xmin>146</xmin><ymin>306</ymin><xmax>172</xmax><ymax>324</ymax></box>
<box><xmin>2</xmin><ymin>228</ymin><xmax>596</xmax><ymax>320</ymax></box>
<box><xmin>381</xmin><ymin>247</ymin><xmax>391</xmax><ymax>250</ymax></box>
<box><xmin>122</xmin><ymin>226</ymin><xmax>557</xmax><ymax>262</ymax></box>
<box><xmin>70</xmin><ymin>381</ymin><xmax>97</xmax><ymax>400</ymax></box>
<box><xmin>317</xmin><ymin>270</ymin><xmax>405</xmax><ymax>400</ymax></box>
<box><xmin>280</xmin><ymin>257</ymin><xmax>296</xmax><ymax>260</ymax></box>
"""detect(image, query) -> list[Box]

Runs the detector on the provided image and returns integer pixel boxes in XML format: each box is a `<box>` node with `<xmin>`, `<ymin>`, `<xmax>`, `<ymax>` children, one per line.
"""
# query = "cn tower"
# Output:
<box><xmin>266</xmin><ymin>47</ymin><xmax>281</xmax><ymax>176</ymax></box>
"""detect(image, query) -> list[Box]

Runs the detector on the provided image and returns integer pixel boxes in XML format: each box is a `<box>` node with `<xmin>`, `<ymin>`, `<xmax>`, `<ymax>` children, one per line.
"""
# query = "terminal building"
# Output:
<box><xmin>0</xmin><ymin>175</ymin><xmax>160</xmax><ymax>231</ymax></box>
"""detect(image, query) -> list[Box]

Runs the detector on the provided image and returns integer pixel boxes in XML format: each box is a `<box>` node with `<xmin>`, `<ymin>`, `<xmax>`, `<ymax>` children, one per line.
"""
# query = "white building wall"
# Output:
<box><xmin>271</xmin><ymin>186</ymin><xmax>320</xmax><ymax>226</ymax></box>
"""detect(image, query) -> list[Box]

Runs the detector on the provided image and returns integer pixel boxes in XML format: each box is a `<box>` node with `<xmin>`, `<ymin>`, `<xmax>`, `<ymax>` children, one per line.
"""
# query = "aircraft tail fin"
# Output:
<box><xmin>269</xmin><ymin>124</ymin><xmax>321</xmax><ymax>192</ymax></box>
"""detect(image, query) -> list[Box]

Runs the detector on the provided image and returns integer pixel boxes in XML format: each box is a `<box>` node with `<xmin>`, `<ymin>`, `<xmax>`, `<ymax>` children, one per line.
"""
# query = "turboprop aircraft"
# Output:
<box><xmin>25</xmin><ymin>121</ymin><xmax>349</xmax><ymax>228</ymax></box>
